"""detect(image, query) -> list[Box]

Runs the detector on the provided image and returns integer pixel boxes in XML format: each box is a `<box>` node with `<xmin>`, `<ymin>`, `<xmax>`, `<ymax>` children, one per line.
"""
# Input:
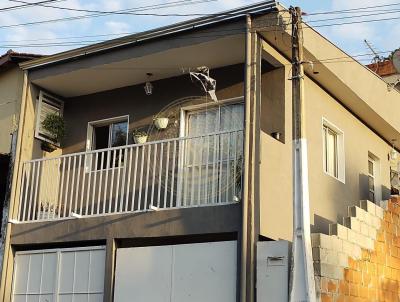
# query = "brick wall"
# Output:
<box><xmin>312</xmin><ymin>197</ymin><xmax>400</xmax><ymax>302</ymax></box>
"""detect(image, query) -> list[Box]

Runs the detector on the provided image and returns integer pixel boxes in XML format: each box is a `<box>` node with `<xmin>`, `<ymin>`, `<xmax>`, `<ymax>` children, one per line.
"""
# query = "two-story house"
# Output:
<box><xmin>1</xmin><ymin>1</ymin><xmax>400</xmax><ymax>301</ymax></box>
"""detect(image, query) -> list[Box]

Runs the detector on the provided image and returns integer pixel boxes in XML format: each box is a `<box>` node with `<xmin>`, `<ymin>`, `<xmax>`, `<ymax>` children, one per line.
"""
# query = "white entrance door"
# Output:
<box><xmin>181</xmin><ymin>102</ymin><xmax>244</xmax><ymax>206</ymax></box>
<box><xmin>114</xmin><ymin>241</ymin><xmax>237</xmax><ymax>302</ymax></box>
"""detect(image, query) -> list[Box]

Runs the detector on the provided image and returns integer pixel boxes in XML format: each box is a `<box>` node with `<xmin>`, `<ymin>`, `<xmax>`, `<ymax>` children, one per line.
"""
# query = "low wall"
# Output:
<box><xmin>312</xmin><ymin>197</ymin><xmax>400</xmax><ymax>302</ymax></box>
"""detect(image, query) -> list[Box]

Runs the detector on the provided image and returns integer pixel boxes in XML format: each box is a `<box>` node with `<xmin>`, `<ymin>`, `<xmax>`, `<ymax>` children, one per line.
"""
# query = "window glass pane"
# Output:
<box><xmin>110</xmin><ymin>121</ymin><xmax>128</xmax><ymax>147</ymax></box>
<box><xmin>368</xmin><ymin>160</ymin><xmax>374</xmax><ymax>175</ymax></box>
<box><xmin>369</xmin><ymin>191</ymin><xmax>375</xmax><ymax>202</ymax></box>
<box><xmin>368</xmin><ymin>176</ymin><xmax>375</xmax><ymax>191</ymax></box>
<box><xmin>220</xmin><ymin>104</ymin><xmax>244</xmax><ymax>131</ymax></box>
<box><xmin>325</xmin><ymin>128</ymin><xmax>337</xmax><ymax>177</ymax></box>
<box><xmin>93</xmin><ymin>126</ymin><xmax>109</xmax><ymax>150</ymax></box>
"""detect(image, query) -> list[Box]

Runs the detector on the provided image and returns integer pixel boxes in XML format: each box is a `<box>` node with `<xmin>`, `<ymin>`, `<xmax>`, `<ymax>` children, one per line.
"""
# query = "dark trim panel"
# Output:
<box><xmin>10</xmin><ymin>204</ymin><xmax>241</xmax><ymax>245</ymax></box>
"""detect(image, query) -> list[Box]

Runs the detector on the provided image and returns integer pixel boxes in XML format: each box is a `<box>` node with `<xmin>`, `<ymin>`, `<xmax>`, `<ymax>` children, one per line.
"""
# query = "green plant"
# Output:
<box><xmin>41</xmin><ymin>113</ymin><xmax>65</xmax><ymax>143</ymax></box>
<box><xmin>132</xmin><ymin>129</ymin><xmax>147</xmax><ymax>137</ymax></box>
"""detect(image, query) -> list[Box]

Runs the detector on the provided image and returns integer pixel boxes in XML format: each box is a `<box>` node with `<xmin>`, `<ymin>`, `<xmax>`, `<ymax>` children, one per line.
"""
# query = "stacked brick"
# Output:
<box><xmin>311</xmin><ymin>197</ymin><xmax>400</xmax><ymax>302</ymax></box>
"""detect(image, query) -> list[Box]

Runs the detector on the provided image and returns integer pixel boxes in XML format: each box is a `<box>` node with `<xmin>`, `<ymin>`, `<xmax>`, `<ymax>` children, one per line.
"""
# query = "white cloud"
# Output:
<box><xmin>105</xmin><ymin>21</ymin><xmax>130</xmax><ymax>34</ymax></box>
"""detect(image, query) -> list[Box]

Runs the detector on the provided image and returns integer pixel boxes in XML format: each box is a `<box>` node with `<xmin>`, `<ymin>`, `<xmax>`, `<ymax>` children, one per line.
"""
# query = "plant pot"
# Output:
<box><xmin>41</xmin><ymin>141</ymin><xmax>57</xmax><ymax>152</ymax></box>
<box><xmin>134</xmin><ymin>135</ymin><xmax>148</xmax><ymax>144</ymax></box>
<box><xmin>154</xmin><ymin>117</ymin><xmax>169</xmax><ymax>130</ymax></box>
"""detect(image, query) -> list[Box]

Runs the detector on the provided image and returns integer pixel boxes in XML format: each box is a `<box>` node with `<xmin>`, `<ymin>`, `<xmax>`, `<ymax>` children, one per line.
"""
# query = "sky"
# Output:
<box><xmin>0</xmin><ymin>0</ymin><xmax>399</xmax><ymax>63</ymax></box>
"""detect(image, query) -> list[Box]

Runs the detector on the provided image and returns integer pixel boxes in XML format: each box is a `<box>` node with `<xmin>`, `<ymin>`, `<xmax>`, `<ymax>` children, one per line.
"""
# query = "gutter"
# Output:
<box><xmin>20</xmin><ymin>1</ymin><xmax>277</xmax><ymax>70</ymax></box>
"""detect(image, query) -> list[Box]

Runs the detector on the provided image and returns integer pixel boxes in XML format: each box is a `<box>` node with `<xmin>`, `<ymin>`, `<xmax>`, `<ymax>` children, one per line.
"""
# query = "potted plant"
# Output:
<box><xmin>153</xmin><ymin>114</ymin><xmax>169</xmax><ymax>130</ymax></box>
<box><xmin>41</xmin><ymin>113</ymin><xmax>65</xmax><ymax>152</ymax></box>
<box><xmin>132</xmin><ymin>129</ymin><xmax>148</xmax><ymax>144</ymax></box>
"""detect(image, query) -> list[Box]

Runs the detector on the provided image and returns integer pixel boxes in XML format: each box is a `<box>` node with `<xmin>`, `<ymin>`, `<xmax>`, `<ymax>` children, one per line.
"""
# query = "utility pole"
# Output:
<box><xmin>289</xmin><ymin>6</ymin><xmax>316</xmax><ymax>302</ymax></box>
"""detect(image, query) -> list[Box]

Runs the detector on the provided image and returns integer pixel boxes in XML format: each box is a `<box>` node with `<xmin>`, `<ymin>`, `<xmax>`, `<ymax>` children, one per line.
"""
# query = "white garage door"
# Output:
<box><xmin>12</xmin><ymin>247</ymin><xmax>105</xmax><ymax>302</ymax></box>
<box><xmin>114</xmin><ymin>241</ymin><xmax>237</xmax><ymax>302</ymax></box>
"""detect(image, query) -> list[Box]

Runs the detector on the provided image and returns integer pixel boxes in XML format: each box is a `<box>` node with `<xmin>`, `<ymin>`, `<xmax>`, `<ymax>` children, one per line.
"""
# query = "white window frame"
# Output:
<box><xmin>85</xmin><ymin>115</ymin><xmax>129</xmax><ymax>173</ymax></box>
<box><xmin>176</xmin><ymin>97</ymin><xmax>244</xmax><ymax>205</ymax></box>
<box><xmin>322</xmin><ymin>118</ymin><xmax>345</xmax><ymax>183</ymax></box>
<box><xmin>86</xmin><ymin>115</ymin><xmax>129</xmax><ymax>152</ymax></box>
<box><xmin>35</xmin><ymin>90</ymin><xmax>64</xmax><ymax>145</ymax></box>
<box><xmin>12</xmin><ymin>246</ymin><xmax>106</xmax><ymax>302</ymax></box>
<box><xmin>368</xmin><ymin>152</ymin><xmax>381</xmax><ymax>203</ymax></box>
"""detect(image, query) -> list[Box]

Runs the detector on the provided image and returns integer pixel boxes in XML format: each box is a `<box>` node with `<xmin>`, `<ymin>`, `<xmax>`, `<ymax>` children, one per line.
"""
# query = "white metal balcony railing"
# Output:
<box><xmin>17</xmin><ymin>130</ymin><xmax>243</xmax><ymax>222</ymax></box>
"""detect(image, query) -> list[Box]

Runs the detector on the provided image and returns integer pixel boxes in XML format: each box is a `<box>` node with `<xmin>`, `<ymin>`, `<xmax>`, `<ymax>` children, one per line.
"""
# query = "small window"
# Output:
<box><xmin>87</xmin><ymin>116</ymin><xmax>129</xmax><ymax>171</ymax></box>
<box><xmin>322</xmin><ymin>119</ymin><xmax>345</xmax><ymax>182</ymax></box>
<box><xmin>91</xmin><ymin>120</ymin><xmax>128</xmax><ymax>150</ymax></box>
<box><xmin>368</xmin><ymin>157</ymin><xmax>375</xmax><ymax>201</ymax></box>
<box><xmin>35</xmin><ymin>90</ymin><xmax>64</xmax><ymax>144</ymax></box>
<box><xmin>368</xmin><ymin>153</ymin><xmax>381</xmax><ymax>202</ymax></box>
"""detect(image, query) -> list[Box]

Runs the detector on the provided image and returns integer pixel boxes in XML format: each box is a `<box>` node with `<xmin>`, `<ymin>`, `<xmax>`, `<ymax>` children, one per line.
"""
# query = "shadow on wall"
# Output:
<box><xmin>311</xmin><ymin>214</ymin><xmax>334</xmax><ymax>235</ymax></box>
<box><xmin>359</xmin><ymin>173</ymin><xmax>391</xmax><ymax>203</ymax></box>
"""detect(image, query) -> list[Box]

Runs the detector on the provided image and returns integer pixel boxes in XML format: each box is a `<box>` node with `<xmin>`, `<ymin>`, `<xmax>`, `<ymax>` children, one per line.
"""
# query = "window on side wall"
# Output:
<box><xmin>86</xmin><ymin>116</ymin><xmax>129</xmax><ymax>170</ymax></box>
<box><xmin>322</xmin><ymin>119</ymin><xmax>345</xmax><ymax>182</ymax></box>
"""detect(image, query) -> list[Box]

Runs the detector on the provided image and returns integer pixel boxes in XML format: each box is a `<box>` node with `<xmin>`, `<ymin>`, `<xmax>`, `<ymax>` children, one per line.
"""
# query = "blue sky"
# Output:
<box><xmin>0</xmin><ymin>0</ymin><xmax>399</xmax><ymax>63</ymax></box>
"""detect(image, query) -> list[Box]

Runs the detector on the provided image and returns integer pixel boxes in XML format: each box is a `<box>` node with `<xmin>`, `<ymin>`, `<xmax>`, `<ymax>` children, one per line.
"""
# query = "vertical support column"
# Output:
<box><xmin>240</xmin><ymin>14</ymin><xmax>261</xmax><ymax>302</ymax></box>
<box><xmin>103</xmin><ymin>238</ymin><xmax>117</xmax><ymax>302</ymax></box>
<box><xmin>0</xmin><ymin>71</ymin><xmax>30</xmax><ymax>302</ymax></box>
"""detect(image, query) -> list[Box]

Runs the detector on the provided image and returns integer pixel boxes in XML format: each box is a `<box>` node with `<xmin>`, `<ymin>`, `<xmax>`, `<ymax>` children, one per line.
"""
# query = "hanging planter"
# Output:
<box><xmin>132</xmin><ymin>129</ymin><xmax>148</xmax><ymax>144</ymax></box>
<box><xmin>154</xmin><ymin>117</ymin><xmax>169</xmax><ymax>130</ymax></box>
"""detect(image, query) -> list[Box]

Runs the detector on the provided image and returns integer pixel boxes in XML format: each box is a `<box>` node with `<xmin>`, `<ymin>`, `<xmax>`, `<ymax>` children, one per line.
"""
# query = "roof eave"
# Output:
<box><xmin>20</xmin><ymin>0</ymin><xmax>277</xmax><ymax>70</ymax></box>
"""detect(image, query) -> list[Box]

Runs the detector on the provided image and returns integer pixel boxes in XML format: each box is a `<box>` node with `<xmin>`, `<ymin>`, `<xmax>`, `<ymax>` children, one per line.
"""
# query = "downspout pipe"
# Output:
<box><xmin>241</xmin><ymin>13</ymin><xmax>252</xmax><ymax>302</ymax></box>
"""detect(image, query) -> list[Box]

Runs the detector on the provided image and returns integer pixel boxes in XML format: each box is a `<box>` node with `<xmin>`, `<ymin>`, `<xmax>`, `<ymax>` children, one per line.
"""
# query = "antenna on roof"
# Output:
<box><xmin>364</xmin><ymin>39</ymin><xmax>383</xmax><ymax>63</ymax></box>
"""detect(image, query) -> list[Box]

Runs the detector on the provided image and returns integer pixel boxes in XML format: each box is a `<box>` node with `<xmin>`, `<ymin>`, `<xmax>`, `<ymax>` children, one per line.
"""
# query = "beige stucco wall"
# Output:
<box><xmin>260</xmin><ymin>69</ymin><xmax>393</xmax><ymax>241</ymax></box>
<box><xmin>0</xmin><ymin>67</ymin><xmax>24</xmax><ymax>154</ymax></box>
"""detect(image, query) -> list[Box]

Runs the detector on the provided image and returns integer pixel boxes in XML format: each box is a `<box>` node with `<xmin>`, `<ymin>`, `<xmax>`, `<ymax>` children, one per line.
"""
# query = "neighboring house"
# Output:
<box><xmin>0</xmin><ymin>50</ymin><xmax>42</xmax><ymax>228</ymax></box>
<box><xmin>366</xmin><ymin>59</ymin><xmax>400</xmax><ymax>91</ymax></box>
<box><xmin>0</xmin><ymin>2</ymin><xmax>400</xmax><ymax>302</ymax></box>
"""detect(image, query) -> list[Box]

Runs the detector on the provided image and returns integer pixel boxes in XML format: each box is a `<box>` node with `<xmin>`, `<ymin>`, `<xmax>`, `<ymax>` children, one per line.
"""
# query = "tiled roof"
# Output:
<box><xmin>0</xmin><ymin>49</ymin><xmax>44</xmax><ymax>71</ymax></box>
<box><xmin>366</xmin><ymin>60</ymin><xmax>397</xmax><ymax>77</ymax></box>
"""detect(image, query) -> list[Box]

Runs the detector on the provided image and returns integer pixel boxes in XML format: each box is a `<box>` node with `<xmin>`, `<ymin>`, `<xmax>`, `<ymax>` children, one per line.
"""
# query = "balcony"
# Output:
<box><xmin>17</xmin><ymin>130</ymin><xmax>243</xmax><ymax>222</ymax></box>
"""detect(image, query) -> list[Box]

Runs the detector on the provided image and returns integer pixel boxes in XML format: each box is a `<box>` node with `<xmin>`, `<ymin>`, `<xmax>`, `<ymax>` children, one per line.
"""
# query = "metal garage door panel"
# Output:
<box><xmin>114</xmin><ymin>246</ymin><xmax>172</xmax><ymax>302</ymax></box>
<box><xmin>114</xmin><ymin>241</ymin><xmax>237</xmax><ymax>302</ymax></box>
<box><xmin>172</xmin><ymin>241</ymin><xmax>237</xmax><ymax>302</ymax></box>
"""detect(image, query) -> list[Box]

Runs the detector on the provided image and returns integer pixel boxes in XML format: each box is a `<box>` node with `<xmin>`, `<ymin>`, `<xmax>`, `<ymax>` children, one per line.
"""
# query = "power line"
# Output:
<box><xmin>0</xmin><ymin>1</ymin><xmax>398</xmax><ymax>31</ymax></box>
<box><xmin>10</xmin><ymin>0</ymin><xmax>230</xmax><ymax>16</ymax></box>
<box><xmin>310</xmin><ymin>15</ymin><xmax>400</xmax><ymax>28</ymax></box>
<box><xmin>304</xmin><ymin>2</ymin><xmax>400</xmax><ymax>16</ymax></box>
<box><xmin>0</xmin><ymin>0</ymin><xmax>217</xmax><ymax>29</ymax></box>
<box><xmin>307</xmin><ymin>9</ymin><xmax>400</xmax><ymax>23</ymax></box>
<box><xmin>0</xmin><ymin>0</ymin><xmax>62</xmax><ymax>12</ymax></box>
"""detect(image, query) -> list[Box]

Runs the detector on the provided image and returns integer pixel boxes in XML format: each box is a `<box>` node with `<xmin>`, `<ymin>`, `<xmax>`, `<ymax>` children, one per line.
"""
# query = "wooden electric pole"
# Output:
<box><xmin>289</xmin><ymin>6</ymin><xmax>316</xmax><ymax>302</ymax></box>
